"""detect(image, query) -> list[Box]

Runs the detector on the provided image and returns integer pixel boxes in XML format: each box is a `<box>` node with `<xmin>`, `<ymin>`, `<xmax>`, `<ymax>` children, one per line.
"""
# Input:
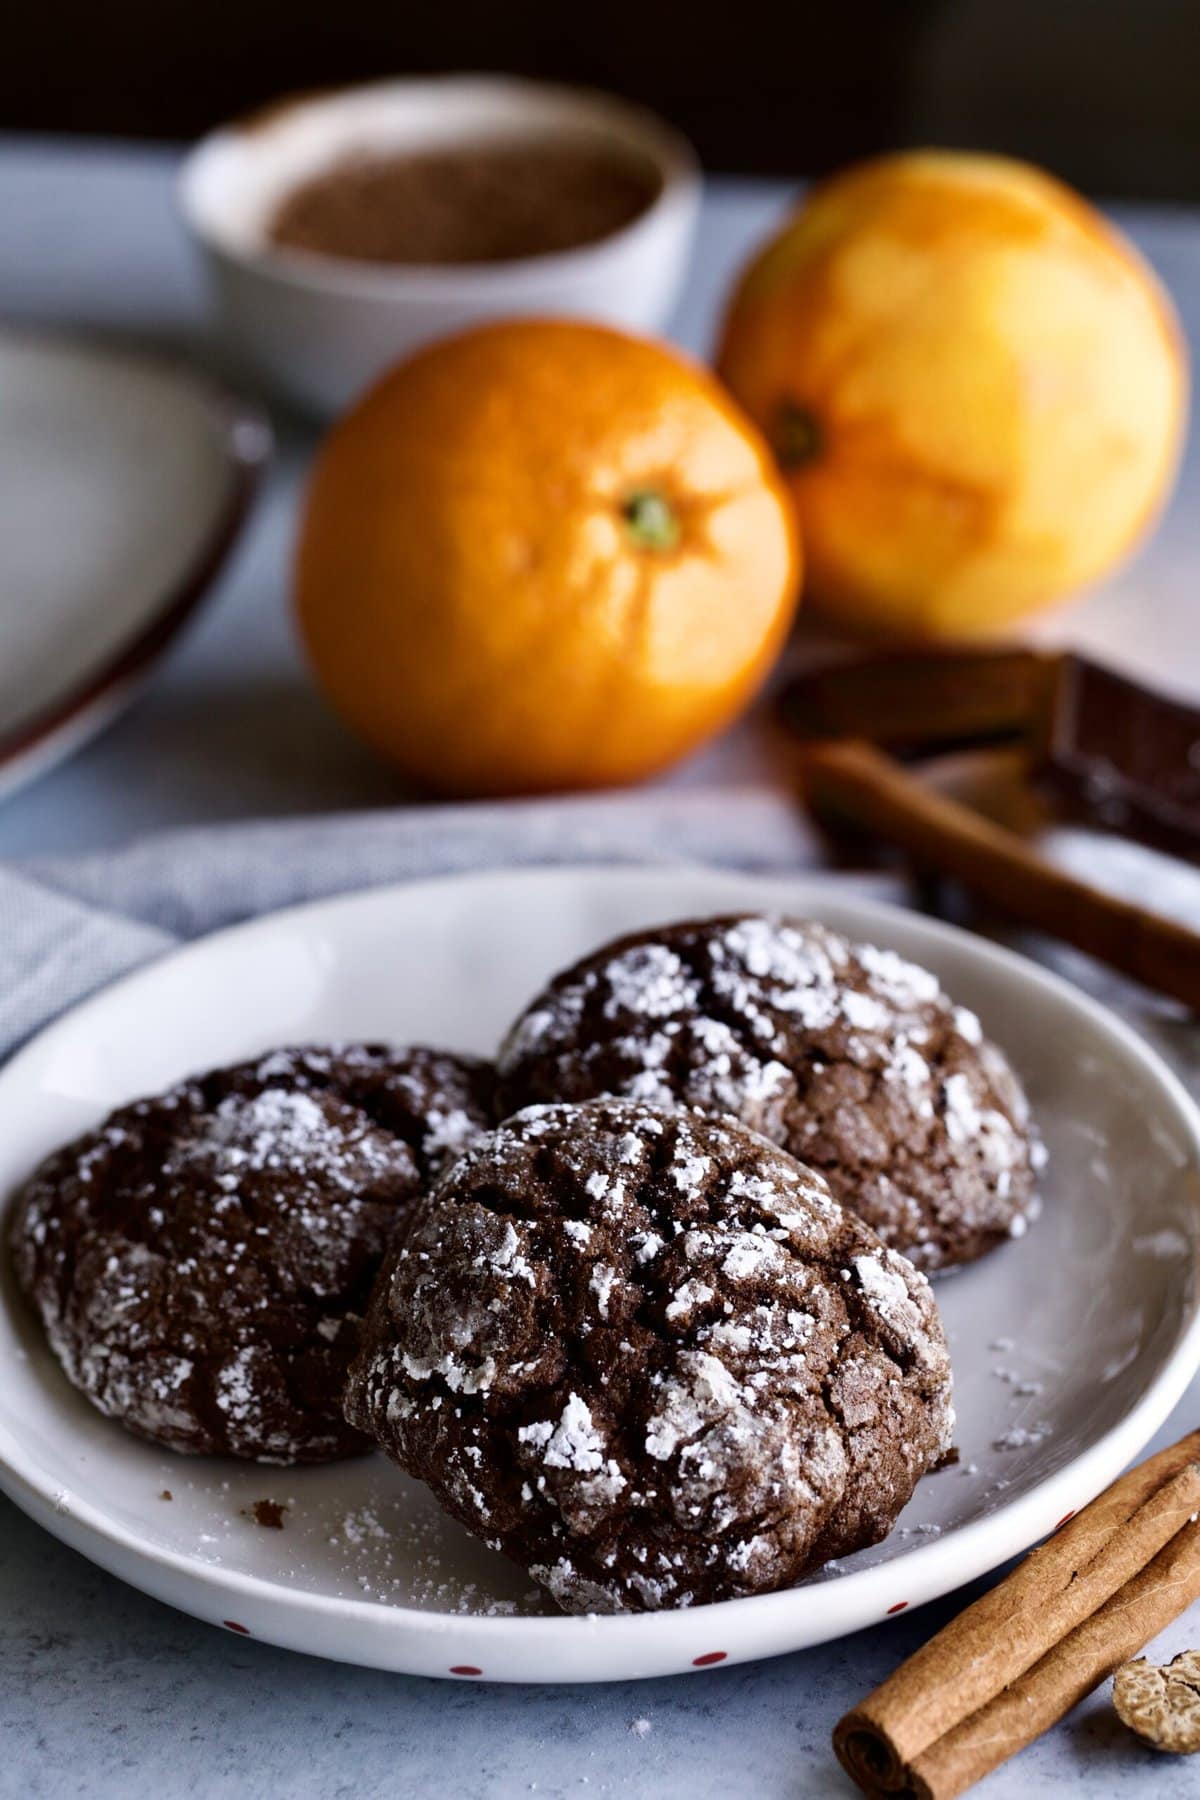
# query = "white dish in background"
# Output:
<box><xmin>0</xmin><ymin>865</ymin><xmax>1198</xmax><ymax>1684</ymax></box>
<box><xmin>179</xmin><ymin>75</ymin><xmax>701</xmax><ymax>417</ymax></box>
<box><xmin>0</xmin><ymin>331</ymin><xmax>268</xmax><ymax>801</ymax></box>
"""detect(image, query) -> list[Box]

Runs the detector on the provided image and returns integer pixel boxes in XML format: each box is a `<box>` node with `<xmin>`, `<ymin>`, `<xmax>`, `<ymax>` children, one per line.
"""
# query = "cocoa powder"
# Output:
<box><xmin>268</xmin><ymin>138</ymin><xmax>661</xmax><ymax>266</ymax></box>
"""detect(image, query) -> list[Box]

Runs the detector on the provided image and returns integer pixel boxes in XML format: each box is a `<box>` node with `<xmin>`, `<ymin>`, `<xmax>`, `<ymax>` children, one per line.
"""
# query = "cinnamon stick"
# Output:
<box><xmin>834</xmin><ymin>1431</ymin><xmax>1200</xmax><ymax>1799</ymax></box>
<box><xmin>799</xmin><ymin>738</ymin><xmax>1200</xmax><ymax>1010</ymax></box>
<box><xmin>913</xmin><ymin>1528</ymin><xmax>1200</xmax><ymax>1798</ymax></box>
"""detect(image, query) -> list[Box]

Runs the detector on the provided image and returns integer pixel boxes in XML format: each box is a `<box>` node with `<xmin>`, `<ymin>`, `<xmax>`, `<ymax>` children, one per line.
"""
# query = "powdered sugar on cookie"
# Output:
<box><xmin>497</xmin><ymin>914</ymin><xmax>1042</xmax><ymax>1271</ymax></box>
<box><xmin>345</xmin><ymin>1098</ymin><xmax>954</xmax><ymax>1615</ymax></box>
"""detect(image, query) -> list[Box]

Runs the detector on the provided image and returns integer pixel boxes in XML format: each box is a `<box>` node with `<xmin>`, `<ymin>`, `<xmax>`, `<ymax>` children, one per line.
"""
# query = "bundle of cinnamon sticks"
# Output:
<box><xmin>834</xmin><ymin>1430</ymin><xmax>1200</xmax><ymax>1799</ymax></box>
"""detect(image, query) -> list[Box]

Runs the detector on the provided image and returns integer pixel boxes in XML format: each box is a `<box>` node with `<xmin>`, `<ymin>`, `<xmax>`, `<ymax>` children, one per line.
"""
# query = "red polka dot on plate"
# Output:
<box><xmin>1054</xmin><ymin>1511</ymin><xmax>1076</xmax><ymax>1532</ymax></box>
<box><xmin>223</xmin><ymin>1620</ymin><xmax>251</xmax><ymax>1635</ymax></box>
<box><xmin>692</xmin><ymin>1651</ymin><xmax>727</xmax><ymax>1667</ymax></box>
<box><xmin>886</xmin><ymin>1602</ymin><xmax>908</xmax><ymax>1615</ymax></box>
<box><xmin>449</xmin><ymin>1665</ymin><xmax>483</xmax><ymax>1677</ymax></box>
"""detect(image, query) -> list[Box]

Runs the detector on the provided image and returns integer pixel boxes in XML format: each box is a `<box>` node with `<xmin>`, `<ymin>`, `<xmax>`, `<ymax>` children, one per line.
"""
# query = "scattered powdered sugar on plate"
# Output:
<box><xmin>1133</xmin><ymin>1228</ymin><xmax>1190</xmax><ymax>1259</ymax></box>
<box><xmin>322</xmin><ymin>1493</ymin><xmax>543</xmax><ymax>1614</ymax></box>
<box><xmin>992</xmin><ymin>1423</ymin><xmax>1053</xmax><ymax>1452</ymax></box>
<box><xmin>992</xmin><ymin>1367</ymin><xmax>1045</xmax><ymax>1397</ymax></box>
<box><xmin>156</xmin><ymin>1468</ymin><xmax>550</xmax><ymax>1616</ymax></box>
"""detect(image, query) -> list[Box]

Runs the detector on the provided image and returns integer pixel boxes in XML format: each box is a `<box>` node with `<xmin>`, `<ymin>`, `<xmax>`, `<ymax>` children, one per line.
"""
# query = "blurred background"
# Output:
<box><xmin>8</xmin><ymin>0</ymin><xmax>1199</xmax><ymax>198</ymax></box>
<box><xmin>2</xmin><ymin>0</ymin><xmax>1197</xmax><ymax>861</ymax></box>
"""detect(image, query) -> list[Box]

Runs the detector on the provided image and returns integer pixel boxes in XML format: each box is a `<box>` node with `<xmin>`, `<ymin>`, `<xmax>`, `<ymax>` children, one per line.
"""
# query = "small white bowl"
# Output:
<box><xmin>180</xmin><ymin>75</ymin><xmax>701</xmax><ymax>417</ymax></box>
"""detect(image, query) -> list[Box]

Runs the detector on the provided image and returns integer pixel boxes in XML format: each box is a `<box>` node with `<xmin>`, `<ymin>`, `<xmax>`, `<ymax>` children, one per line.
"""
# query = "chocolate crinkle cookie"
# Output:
<box><xmin>496</xmin><ymin>914</ymin><xmax>1043</xmax><ymax>1271</ymax></box>
<box><xmin>9</xmin><ymin>1042</ymin><xmax>493</xmax><ymax>1464</ymax></box>
<box><xmin>344</xmin><ymin>1097</ymin><xmax>954</xmax><ymax>1613</ymax></box>
<box><xmin>265</xmin><ymin>1042</ymin><xmax>496</xmax><ymax>1181</ymax></box>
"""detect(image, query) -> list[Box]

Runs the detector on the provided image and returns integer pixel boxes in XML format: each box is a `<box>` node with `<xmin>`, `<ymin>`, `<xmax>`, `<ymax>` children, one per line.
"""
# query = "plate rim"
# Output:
<box><xmin>0</xmin><ymin>330</ymin><xmax>271</xmax><ymax>794</ymax></box>
<box><xmin>2</xmin><ymin>863</ymin><xmax>1199</xmax><ymax>1678</ymax></box>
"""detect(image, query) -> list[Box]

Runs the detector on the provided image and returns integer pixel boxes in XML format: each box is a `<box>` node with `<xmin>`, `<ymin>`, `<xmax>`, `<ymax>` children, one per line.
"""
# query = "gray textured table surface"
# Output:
<box><xmin>3</xmin><ymin>139</ymin><xmax>1200</xmax><ymax>1799</ymax></box>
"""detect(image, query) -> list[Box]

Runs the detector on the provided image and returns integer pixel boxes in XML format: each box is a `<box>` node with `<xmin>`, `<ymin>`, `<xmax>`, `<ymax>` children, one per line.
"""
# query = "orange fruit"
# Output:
<box><xmin>716</xmin><ymin>151</ymin><xmax>1188</xmax><ymax>638</ymax></box>
<box><xmin>295</xmin><ymin>319</ymin><xmax>799</xmax><ymax>795</ymax></box>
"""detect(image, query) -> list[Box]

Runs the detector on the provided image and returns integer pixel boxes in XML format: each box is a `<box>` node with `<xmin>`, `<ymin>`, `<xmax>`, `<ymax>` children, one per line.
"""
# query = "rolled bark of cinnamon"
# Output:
<box><xmin>834</xmin><ymin>1431</ymin><xmax>1200</xmax><ymax>1800</ymax></box>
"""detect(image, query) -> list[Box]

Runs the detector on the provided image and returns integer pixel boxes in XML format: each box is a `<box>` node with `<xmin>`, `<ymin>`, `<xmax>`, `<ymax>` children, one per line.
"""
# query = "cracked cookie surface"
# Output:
<box><xmin>344</xmin><ymin>1097</ymin><xmax>954</xmax><ymax>1612</ymax></box>
<box><xmin>10</xmin><ymin>1042</ymin><xmax>494</xmax><ymax>1463</ymax></box>
<box><xmin>496</xmin><ymin>914</ymin><xmax>1041</xmax><ymax>1271</ymax></box>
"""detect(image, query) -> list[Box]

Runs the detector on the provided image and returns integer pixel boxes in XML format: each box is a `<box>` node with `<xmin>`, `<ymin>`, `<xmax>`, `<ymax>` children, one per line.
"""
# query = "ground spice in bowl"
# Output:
<box><xmin>268</xmin><ymin>137</ymin><xmax>663</xmax><ymax>267</ymax></box>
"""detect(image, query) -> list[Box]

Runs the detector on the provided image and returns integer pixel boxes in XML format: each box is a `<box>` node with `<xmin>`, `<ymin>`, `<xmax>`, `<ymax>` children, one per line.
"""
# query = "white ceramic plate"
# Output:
<box><xmin>0</xmin><ymin>331</ymin><xmax>269</xmax><ymax>799</ymax></box>
<box><xmin>1</xmin><ymin>866</ymin><xmax>1198</xmax><ymax>1684</ymax></box>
